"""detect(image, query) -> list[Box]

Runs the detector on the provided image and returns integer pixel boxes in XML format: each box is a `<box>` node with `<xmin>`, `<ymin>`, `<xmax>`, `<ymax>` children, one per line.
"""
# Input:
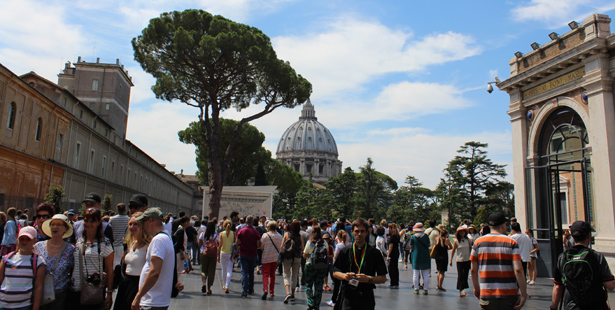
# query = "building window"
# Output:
<box><xmin>74</xmin><ymin>142</ymin><xmax>81</xmax><ymax>167</ymax></box>
<box><xmin>7</xmin><ymin>102</ymin><xmax>16</xmax><ymax>129</ymax></box>
<box><xmin>34</xmin><ymin>118</ymin><xmax>42</xmax><ymax>141</ymax></box>
<box><xmin>101</xmin><ymin>156</ymin><xmax>107</xmax><ymax>178</ymax></box>
<box><xmin>105</xmin><ymin>103</ymin><xmax>110</xmax><ymax>110</ymax></box>
<box><xmin>79</xmin><ymin>110</ymin><xmax>83</xmax><ymax>119</ymax></box>
<box><xmin>120</xmin><ymin>165</ymin><xmax>123</xmax><ymax>184</ymax></box>
<box><xmin>56</xmin><ymin>134</ymin><xmax>63</xmax><ymax>161</ymax></box>
<box><xmin>93</xmin><ymin>120</ymin><xmax>97</xmax><ymax>129</ymax></box>
<box><xmin>92</xmin><ymin>79</ymin><xmax>99</xmax><ymax>91</ymax></box>
<box><xmin>88</xmin><ymin>150</ymin><xmax>95</xmax><ymax>174</ymax></box>
<box><xmin>110</xmin><ymin>161</ymin><xmax>115</xmax><ymax>181</ymax></box>
<box><xmin>127</xmin><ymin>169</ymin><xmax>131</xmax><ymax>186</ymax></box>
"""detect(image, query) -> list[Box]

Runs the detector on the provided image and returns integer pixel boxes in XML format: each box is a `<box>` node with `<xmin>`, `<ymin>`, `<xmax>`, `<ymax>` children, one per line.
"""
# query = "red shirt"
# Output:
<box><xmin>237</xmin><ymin>226</ymin><xmax>260</xmax><ymax>257</ymax></box>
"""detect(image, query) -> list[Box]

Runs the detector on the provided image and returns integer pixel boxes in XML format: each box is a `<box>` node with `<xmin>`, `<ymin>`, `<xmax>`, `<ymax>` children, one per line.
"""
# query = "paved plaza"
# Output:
<box><xmin>165</xmin><ymin>260</ymin><xmax>615</xmax><ymax>310</ymax></box>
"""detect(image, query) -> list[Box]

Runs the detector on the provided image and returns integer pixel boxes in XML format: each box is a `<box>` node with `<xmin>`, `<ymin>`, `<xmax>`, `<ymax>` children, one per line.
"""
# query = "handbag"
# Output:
<box><xmin>79</xmin><ymin>240</ymin><xmax>104</xmax><ymax>305</ymax></box>
<box><xmin>42</xmin><ymin>242</ymin><xmax>67</xmax><ymax>305</ymax></box>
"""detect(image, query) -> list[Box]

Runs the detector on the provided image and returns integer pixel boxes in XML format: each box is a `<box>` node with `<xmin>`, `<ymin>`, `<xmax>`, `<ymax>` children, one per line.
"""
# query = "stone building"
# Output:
<box><xmin>276</xmin><ymin>101</ymin><xmax>342</xmax><ymax>184</ymax></box>
<box><xmin>497</xmin><ymin>14</ymin><xmax>615</xmax><ymax>275</ymax></box>
<box><xmin>0</xmin><ymin>58</ymin><xmax>196</xmax><ymax>215</ymax></box>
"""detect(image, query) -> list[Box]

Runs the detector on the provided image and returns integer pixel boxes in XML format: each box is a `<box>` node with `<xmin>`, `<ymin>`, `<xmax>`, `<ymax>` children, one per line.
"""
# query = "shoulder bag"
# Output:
<box><xmin>41</xmin><ymin>242</ymin><xmax>68</xmax><ymax>305</ymax></box>
<box><xmin>79</xmin><ymin>240</ymin><xmax>105</xmax><ymax>305</ymax></box>
<box><xmin>267</xmin><ymin>233</ymin><xmax>280</xmax><ymax>253</ymax></box>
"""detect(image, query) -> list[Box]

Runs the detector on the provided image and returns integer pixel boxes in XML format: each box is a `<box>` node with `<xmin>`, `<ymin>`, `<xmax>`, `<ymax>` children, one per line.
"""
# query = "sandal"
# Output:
<box><xmin>460</xmin><ymin>290</ymin><xmax>466</xmax><ymax>297</ymax></box>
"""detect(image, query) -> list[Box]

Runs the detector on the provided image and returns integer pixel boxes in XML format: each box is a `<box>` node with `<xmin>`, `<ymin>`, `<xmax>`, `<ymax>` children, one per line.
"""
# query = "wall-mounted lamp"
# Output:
<box><xmin>486</xmin><ymin>78</ymin><xmax>500</xmax><ymax>94</ymax></box>
<box><xmin>515</xmin><ymin>51</ymin><xmax>523</xmax><ymax>58</ymax></box>
<box><xmin>531</xmin><ymin>42</ymin><xmax>540</xmax><ymax>50</ymax></box>
<box><xmin>548</xmin><ymin>32</ymin><xmax>558</xmax><ymax>40</ymax></box>
<box><xmin>568</xmin><ymin>21</ymin><xmax>579</xmax><ymax>30</ymax></box>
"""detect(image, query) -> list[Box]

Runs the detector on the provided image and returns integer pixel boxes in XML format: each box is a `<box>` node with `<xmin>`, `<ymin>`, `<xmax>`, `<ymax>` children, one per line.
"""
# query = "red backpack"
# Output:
<box><xmin>203</xmin><ymin>235</ymin><xmax>217</xmax><ymax>255</ymax></box>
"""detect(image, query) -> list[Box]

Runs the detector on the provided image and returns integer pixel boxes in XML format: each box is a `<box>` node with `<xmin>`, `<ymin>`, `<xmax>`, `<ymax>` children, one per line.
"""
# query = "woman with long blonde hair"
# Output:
<box><xmin>218</xmin><ymin>219</ymin><xmax>235</xmax><ymax>293</ymax></box>
<box><xmin>113</xmin><ymin>212</ymin><xmax>151</xmax><ymax>310</ymax></box>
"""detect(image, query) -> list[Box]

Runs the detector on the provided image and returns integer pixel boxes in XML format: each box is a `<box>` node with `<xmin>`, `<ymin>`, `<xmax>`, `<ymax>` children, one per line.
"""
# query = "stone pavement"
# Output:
<box><xmin>167</xmin><ymin>260</ymin><xmax>615</xmax><ymax>310</ymax></box>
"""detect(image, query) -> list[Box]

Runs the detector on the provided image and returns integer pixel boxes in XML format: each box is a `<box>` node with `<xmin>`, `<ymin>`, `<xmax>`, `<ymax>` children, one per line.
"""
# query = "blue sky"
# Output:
<box><xmin>1</xmin><ymin>0</ymin><xmax>614</xmax><ymax>189</ymax></box>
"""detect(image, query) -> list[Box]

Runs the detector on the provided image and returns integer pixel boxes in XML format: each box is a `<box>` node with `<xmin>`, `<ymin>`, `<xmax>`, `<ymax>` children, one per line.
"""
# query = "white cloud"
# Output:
<box><xmin>337</xmin><ymin>130</ymin><xmax>513</xmax><ymax>190</ymax></box>
<box><xmin>511</xmin><ymin>0</ymin><xmax>615</xmax><ymax>27</ymax></box>
<box><xmin>272</xmin><ymin>16</ymin><xmax>482</xmax><ymax>99</ymax></box>
<box><xmin>0</xmin><ymin>0</ymin><xmax>86</xmax><ymax>79</ymax></box>
<box><xmin>126</xmin><ymin>101</ymin><xmax>200</xmax><ymax>175</ymax></box>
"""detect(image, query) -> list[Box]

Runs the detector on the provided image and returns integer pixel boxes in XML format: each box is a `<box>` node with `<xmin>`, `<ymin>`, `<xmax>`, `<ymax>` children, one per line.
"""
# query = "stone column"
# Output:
<box><xmin>583</xmin><ymin>54</ymin><xmax>615</xmax><ymax>247</ymax></box>
<box><xmin>507</xmin><ymin>89</ymin><xmax>530</xmax><ymax>227</ymax></box>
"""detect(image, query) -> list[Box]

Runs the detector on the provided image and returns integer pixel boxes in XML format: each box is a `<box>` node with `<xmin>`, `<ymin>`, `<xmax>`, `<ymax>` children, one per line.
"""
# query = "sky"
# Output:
<box><xmin>1</xmin><ymin>0</ymin><xmax>614</xmax><ymax>189</ymax></box>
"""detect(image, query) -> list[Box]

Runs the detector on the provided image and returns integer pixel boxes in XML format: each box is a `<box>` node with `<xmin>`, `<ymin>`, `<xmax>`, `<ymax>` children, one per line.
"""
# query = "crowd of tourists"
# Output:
<box><xmin>0</xmin><ymin>193</ymin><xmax>613</xmax><ymax>310</ymax></box>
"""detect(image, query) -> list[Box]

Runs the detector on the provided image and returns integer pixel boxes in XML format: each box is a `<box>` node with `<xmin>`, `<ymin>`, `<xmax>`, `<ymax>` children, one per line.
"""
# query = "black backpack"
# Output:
<box><xmin>561</xmin><ymin>247</ymin><xmax>607</xmax><ymax>309</ymax></box>
<box><xmin>309</xmin><ymin>239</ymin><xmax>329</xmax><ymax>269</ymax></box>
<box><xmin>282</xmin><ymin>234</ymin><xmax>300</xmax><ymax>259</ymax></box>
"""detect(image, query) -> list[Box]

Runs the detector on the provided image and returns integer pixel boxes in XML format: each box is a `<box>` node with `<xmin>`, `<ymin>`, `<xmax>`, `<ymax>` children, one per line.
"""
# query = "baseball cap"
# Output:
<box><xmin>18</xmin><ymin>226</ymin><xmax>37</xmax><ymax>240</ymax></box>
<box><xmin>82</xmin><ymin>192</ymin><xmax>101</xmax><ymax>204</ymax></box>
<box><xmin>136</xmin><ymin>207</ymin><xmax>163</xmax><ymax>222</ymax></box>
<box><xmin>570</xmin><ymin>221</ymin><xmax>593</xmax><ymax>237</ymax></box>
<box><xmin>129</xmin><ymin>194</ymin><xmax>148</xmax><ymax>207</ymax></box>
<box><xmin>488</xmin><ymin>212</ymin><xmax>508</xmax><ymax>226</ymax></box>
<box><xmin>67</xmin><ymin>209</ymin><xmax>76</xmax><ymax>215</ymax></box>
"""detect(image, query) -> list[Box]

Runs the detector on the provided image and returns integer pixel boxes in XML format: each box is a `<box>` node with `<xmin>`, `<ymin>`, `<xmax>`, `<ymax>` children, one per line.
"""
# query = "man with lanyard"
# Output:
<box><xmin>333</xmin><ymin>218</ymin><xmax>387</xmax><ymax>310</ymax></box>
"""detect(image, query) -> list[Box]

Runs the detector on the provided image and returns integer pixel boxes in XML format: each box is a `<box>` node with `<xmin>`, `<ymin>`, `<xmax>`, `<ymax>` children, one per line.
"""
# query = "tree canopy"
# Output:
<box><xmin>133</xmin><ymin>9</ymin><xmax>312</xmax><ymax>218</ymax></box>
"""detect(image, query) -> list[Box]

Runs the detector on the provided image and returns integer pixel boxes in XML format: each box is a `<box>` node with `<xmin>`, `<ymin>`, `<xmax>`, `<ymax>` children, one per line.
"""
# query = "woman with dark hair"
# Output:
<box><xmin>113</xmin><ymin>212</ymin><xmax>151</xmax><ymax>310</ymax></box>
<box><xmin>198</xmin><ymin>221</ymin><xmax>218</xmax><ymax>294</ymax></box>
<box><xmin>450</xmin><ymin>226</ymin><xmax>471</xmax><ymax>297</ymax></box>
<box><xmin>35</xmin><ymin>203</ymin><xmax>55</xmax><ymax>241</ymax></box>
<box><xmin>1</xmin><ymin>208</ymin><xmax>17</xmax><ymax>256</ymax></box>
<box><xmin>387</xmin><ymin>223</ymin><xmax>400</xmax><ymax>288</ymax></box>
<box><xmin>281</xmin><ymin>220</ymin><xmax>304</xmax><ymax>304</ymax></box>
<box><xmin>303</xmin><ymin>226</ymin><xmax>330</xmax><ymax>310</ymax></box>
<box><xmin>434</xmin><ymin>229</ymin><xmax>452</xmax><ymax>291</ymax></box>
<box><xmin>68</xmin><ymin>208</ymin><xmax>114</xmax><ymax>310</ymax></box>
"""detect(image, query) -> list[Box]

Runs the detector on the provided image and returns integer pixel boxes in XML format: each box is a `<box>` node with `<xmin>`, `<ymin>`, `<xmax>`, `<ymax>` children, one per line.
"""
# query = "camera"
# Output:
<box><xmin>86</xmin><ymin>273</ymin><xmax>101</xmax><ymax>285</ymax></box>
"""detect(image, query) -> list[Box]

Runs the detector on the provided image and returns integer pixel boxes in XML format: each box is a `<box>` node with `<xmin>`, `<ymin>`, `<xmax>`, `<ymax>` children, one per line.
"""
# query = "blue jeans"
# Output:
<box><xmin>240</xmin><ymin>256</ymin><xmax>257</xmax><ymax>294</ymax></box>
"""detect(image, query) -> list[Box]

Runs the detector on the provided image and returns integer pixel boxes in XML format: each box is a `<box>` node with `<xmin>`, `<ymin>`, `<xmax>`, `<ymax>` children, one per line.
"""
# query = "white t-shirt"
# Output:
<box><xmin>139</xmin><ymin>232</ymin><xmax>175</xmax><ymax>307</ymax></box>
<box><xmin>510</xmin><ymin>232</ymin><xmax>532</xmax><ymax>262</ymax></box>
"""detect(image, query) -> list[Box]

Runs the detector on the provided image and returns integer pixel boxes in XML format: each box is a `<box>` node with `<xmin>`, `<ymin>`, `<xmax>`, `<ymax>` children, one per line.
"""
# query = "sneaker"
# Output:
<box><xmin>414</xmin><ymin>289</ymin><xmax>419</xmax><ymax>294</ymax></box>
<box><xmin>460</xmin><ymin>290</ymin><xmax>466</xmax><ymax>297</ymax></box>
<box><xmin>201</xmin><ymin>285</ymin><xmax>207</xmax><ymax>293</ymax></box>
<box><xmin>323</xmin><ymin>285</ymin><xmax>331</xmax><ymax>291</ymax></box>
<box><xmin>241</xmin><ymin>293</ymin><xmax>248</xmax><ymax>298</ymax></box>
<box><xmin>261</xmin><ymin>292</ymin><xmax>268</xmax><ymax>300</ymax></box>
<box><xmin>398</xmin><ymin>259</ymin><xmax>403</xmax><ymax>263</ymax></box>
<box><xmin>423</xmin><ymin>290</ymin><xmax>428</xmax><ymax>295</ymax></box>
<box><xmin>290</xmin><ymin>295</ymin><xmax>296</xmax><ymax>301</ymax></box>
<box><xmin>284</xmin><ymin>295</ymin><xmax>291</xmax><ymax>304</ymax></box>
<box><xmin>529</xmin><ymin>280</ymin><xmax>535</xmax><ymax>285</ymax></box>
<box><xmin>404</xmin><ymin>265</ymin><xmax>408</xmax><ymax>269</ymax></box>
<box><xmin>327</xmin><ymin>300</ymin><xmax>335</xmax><ymax>307</ymax></box>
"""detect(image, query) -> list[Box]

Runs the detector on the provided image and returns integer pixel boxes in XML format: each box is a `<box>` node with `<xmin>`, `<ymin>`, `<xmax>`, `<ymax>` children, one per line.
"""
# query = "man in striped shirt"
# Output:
<box><xmin>471</xmin><ymin>212</ymin><xmax>527</xmax><ymax>310</ymax></box>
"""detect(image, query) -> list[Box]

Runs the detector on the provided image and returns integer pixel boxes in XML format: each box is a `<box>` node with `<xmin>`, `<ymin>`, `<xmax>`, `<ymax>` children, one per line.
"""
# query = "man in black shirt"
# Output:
<box><xmin>333</xmin><ymin>218</ymin><xmax>387</xmax><ymax>310</ymax></box>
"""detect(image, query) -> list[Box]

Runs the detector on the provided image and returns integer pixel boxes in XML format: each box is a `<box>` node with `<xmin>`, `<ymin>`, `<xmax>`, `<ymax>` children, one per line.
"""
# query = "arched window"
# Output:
<box><xmin>7</xmin><ymin>102</ymin><xmax>16</xmax><ymax>129</ymax></box>
<box><xmin>35</xmin><ymin>118</ymin><xmax>42</xmax><ymax>141</ymax></box>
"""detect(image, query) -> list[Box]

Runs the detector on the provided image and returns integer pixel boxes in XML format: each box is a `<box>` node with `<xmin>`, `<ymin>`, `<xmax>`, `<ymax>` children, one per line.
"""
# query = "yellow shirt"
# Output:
<box><xmin>219</xmin><ymin>230</ymin><xmax>235</xmax><ymax>254</ymax></box>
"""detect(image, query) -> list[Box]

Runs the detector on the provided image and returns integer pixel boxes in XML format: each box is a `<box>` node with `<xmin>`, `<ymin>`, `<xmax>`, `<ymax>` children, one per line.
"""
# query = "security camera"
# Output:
<box><xmin>487</xmin><ymin>84</ymin><xmax>493</xmax><ymax>94</ymax></box>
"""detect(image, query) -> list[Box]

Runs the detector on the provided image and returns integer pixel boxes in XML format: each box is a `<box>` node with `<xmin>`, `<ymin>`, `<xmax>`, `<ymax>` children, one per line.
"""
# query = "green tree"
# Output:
<box><xmin>390</xmin><ymin>176</ymin><xmax>435</xmax><ymax>224</ymax></box>
<box><xmin>324</xmin><ymin>167</ymin><xmax>357</xmax><ymax>217</ymax></box>
<box><xmin>355</xmin><ymin>158</ymin><xmax>397</xmax><ymax>219</ymax></box>
<box><xmin>442</xmin><ymin>141</ymin><xmax>507</xmax><ymax>225</ymax></box>
<box><xmin>44</xmin><ymin>185</ymin><xmax>65</xmax><ymax>214</ymax></box>
<box><xmin>178</xmin><ymin>119</ymin><xmax>271</xmax><ymax>186</ymax></box>
<box><xmin>133</xmin><ymin>9</ymin><xmax>312</xmax><ymax>219</ymax></box>
<box><xmin>102</xmin><ymin>195</ymin><xmax>112</xmax><ymax>213</ymax></box>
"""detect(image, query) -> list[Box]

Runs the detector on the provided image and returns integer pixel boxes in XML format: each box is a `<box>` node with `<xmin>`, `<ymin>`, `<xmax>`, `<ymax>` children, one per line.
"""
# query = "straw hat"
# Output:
<box><xmin>413</xmin><ymin>223</ymin><xmax>425</xmax><ymax>232</ymax></box>
<box><xmin>42</xmin><ymin>214</ymin><xmax>74</xmax><ymax>239</ymax></box>
<box><xmin>457</xmin><ymin>225</ymin><xmax>468</xmax><ymax>232</ymax></box>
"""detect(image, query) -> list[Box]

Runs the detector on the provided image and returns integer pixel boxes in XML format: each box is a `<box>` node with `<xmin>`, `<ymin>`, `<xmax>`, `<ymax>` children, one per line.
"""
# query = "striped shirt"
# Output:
<box><xmin>0</xmin><ymin>253</ymin><xmax>46</xmax><ymax>308</ymax></box>
<box><xmin>470</xmin><ymin>233</ymin><xmax>521</xmax><ymax>299</ymax></box>
<box><xmin>109</xmin><ymin>214</ymin><xmax>130</xmax><ymax>248</ymax></box>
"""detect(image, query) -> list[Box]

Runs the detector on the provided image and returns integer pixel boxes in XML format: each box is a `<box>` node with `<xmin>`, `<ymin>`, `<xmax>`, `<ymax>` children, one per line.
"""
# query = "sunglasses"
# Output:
<box><xmin>36</xmin><ymin>214</ymin><xmax>50</xmax><ymax>219</ymax></box>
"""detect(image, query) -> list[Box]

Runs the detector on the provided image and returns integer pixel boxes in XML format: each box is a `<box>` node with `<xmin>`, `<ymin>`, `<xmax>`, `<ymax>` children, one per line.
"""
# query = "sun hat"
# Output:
<box><xmin>457</xmin><ymin>225</ymin><xmax>468</xmax><ymax>232</ymax></box>
<box><xmin>42</xmin><ymin>214</ymin><xmax>74</xmax><ymax>239</ymax></box>
<box><xmin>18</xmin><ymin>226</ymin><xmax>37</xmax><ymax>240</ymax></box>
<box><xmin>413</xmin><ymin>223</ymin><xmax>425</xmax><ymax>232</ymax></box>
